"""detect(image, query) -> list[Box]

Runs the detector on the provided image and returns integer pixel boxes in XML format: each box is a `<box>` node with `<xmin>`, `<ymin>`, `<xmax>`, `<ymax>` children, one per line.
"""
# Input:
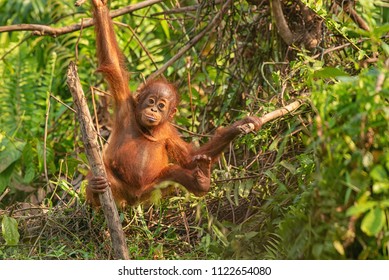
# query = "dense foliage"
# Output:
<box><xmin>0</xmin><ymin>0</ymin><xmax>388</xmax><ymax>259</ymax></box>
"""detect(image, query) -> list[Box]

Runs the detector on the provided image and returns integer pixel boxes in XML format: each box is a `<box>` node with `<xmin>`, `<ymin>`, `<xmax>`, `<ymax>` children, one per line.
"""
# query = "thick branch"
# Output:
<box><xmin>271</xmin><ymin>0</ymin><xmax>294</xmax><ymax>45</ymax></box>
<box><xmin>66</xmin><ymin>61</ymin><xmax>129</xmax><ymax>260</ymax></box>
<box><xmin>0</xmin><ymin>0</ymin><xmax>163</xmax><ymax>36</ymax></box>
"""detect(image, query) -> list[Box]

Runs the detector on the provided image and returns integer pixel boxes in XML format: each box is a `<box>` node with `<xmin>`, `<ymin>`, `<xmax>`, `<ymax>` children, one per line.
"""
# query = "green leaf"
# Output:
<box><xmin>381</xmin><ymin>200</ymin><xmax>389</xmax><ymax>208</ymax></box>
<box><xmin>373</xmin><ymin>182</ymin><xmax>389</xmax><ymax>194</ymax></box>
<box><xmin>312</xmin><ymin>244</ymin><xmax>323</xmax><ymax>259</ymax></box>
<box><xmin>382</xmin><ymin>42</ymin><xmax>389</xmax><ymax>56</ymax></box>
<box><xmin>313</xmin><ymin>67</ymin><xmax>350</xmax><ymax>79</ymax></box>
<box><xmin>64</xmin><ymin>157</ymin><xmax>83</xmax><ymax>176</ymax></box>
<box><xmin>1</xmin><ymin>215</ymin><xmax>20</xmax><ymax>246</ymax></box>
<box><xmin>0</xmin><ymin>140</ymin><xmax>26</xmax><ymax>173</ymax></box>
<box><xmin>361</xmin><ymin>207</ymin><xmax>385</xmax><ymax>236</ymax></box>
<box><xmin>0</xmin><ymin>163</ymin><xmax>16</xmax><ymax>194</ymax></box>
<box><xmin>280</xmin><ymin>160</ymin><xmax>297</xmax><ymax>175</ymax></box>
<box><xmin>211</xmin><ymin>224</ymin><xmax>228</xmax><ymax>246</ymax></box>
<box><xmin>385</xmin><ymin>152</ymin><xmax>389</xmax><ymax>171</ymax></box>
<box><xmin>373</xmin><ymin>24</ymin><xmax>389</xmax><ymax>37</ymax></box>
<box><xmin>333</xmin><ymin>240</ymin><xmax>345</xmax><ymax>256</ymax></box>
<box><xmin>346</xmin><ymin>201</ymin><xmax>376</xmax><ymax>216</ymax></box>
<box><xmin>234</xmin><ymin>181</ymin><xmax>240</xmax><ymax>206</ymax></box>
<box><xmin>22</xmin><ymin>143</ymin><xmax>35</xmax><ymax>183</ymax></box>
<box><xmin>244</xmin><ymin>231</ymin><xmax>259</xmax><ymax>240</ymax></box>
<box><xmin>269</xmin><ymin>138</ymin><xmax>280</xmax><ymax>151</ymax></box>
<box><xmin>370</xmin><ymin>165</ymin><xmax>388</xmax><ymax>182</ymax></box>
<box><xmin>159</xmin><ymin>18</ymin><xmax>170</xmax><ymax>40</ymax></box>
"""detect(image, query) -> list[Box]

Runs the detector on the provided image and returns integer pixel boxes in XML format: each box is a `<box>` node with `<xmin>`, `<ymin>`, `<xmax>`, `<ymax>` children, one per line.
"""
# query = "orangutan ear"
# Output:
<box><xmin>169</xmin><ymin>108</ymin><xmax>177</xmax><ymax>119</ymax></box>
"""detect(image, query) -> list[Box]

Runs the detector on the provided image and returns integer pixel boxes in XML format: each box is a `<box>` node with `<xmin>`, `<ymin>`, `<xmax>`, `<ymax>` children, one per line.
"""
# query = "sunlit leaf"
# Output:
<box><xmin>159</xmin><ymin>18</ymin><xmax>170</xmax><ymax>40</ymax></box>
<box><xmin>313</xmin><ymin>67</ymin><xmax>350</xmax><ymax>78</ymax></box>
<box><xmin>361</xmin><ymin>207</ymin><xmax>385</xmax><ymax>236</ymax></box>
<box><xmin>381</xmin><ymin>200</ymin><xmax>389</xmax><ymax>208</ymax></box>
<box><xmin>370</xmin><ymin>165</ymin><xmax>388</xmax><ymax>182</ymax></box>
<box><xmin>373</xmin><ymin>182</ymin><xmax>389</xmax><ymax>194</ymax></box>
<box><xmin>333</xmin><ymin>240</ymin><xmax>345</xmax><ymax>256</ymax></box>
<box><xmin>346</xmin><ymin>201</ymin><xmax>376</xmax><ymax>216</ymax></box>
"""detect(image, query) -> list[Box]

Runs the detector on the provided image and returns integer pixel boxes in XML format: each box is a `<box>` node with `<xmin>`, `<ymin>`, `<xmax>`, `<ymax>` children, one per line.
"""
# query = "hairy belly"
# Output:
<box><xmin>105</xmin><ymin>140</ymin><xmax>169</xmax><ymax>188</ymax></box>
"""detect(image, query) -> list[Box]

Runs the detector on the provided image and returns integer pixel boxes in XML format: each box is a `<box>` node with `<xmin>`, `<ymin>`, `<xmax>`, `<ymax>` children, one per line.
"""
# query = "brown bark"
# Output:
<box><xmin>66</xmin><ymin>61</ymin><xmax>129</xmax><ymax>260</ymax></box>
<box><xmin>271</xmin><ymin>0</ymin><xmax>294</xmax><ymax>45</ymax></box>
<box><xmin>270</xmin><ymin>0</ymin><xmax>322</xmax><ymax>49</ymax></box>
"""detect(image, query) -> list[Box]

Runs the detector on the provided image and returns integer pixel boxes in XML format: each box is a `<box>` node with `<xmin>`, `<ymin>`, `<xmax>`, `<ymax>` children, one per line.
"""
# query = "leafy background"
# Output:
<box><xmin>0</xmin><ymin>0</ymin><xmax>388</xmax><ymax>259</ymax></box>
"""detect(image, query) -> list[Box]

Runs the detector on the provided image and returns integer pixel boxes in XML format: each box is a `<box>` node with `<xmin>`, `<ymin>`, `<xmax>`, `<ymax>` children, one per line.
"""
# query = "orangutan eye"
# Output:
<box><xmin>158</xmin><ymin>103</ymin><xmax>166</xmax><ymax>110</ymax></box>
<box><xmin>148</xmin><ymin>98</ymin><xmax>155</xmax><ymax>105</ymax></box>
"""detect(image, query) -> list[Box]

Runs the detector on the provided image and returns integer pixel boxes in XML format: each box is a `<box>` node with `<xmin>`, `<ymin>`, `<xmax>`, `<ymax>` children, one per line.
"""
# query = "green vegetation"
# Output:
<box><xmin>0</xmin><ymin>0</ymin><xmax>388</xmax><ymax>259</ymax></box>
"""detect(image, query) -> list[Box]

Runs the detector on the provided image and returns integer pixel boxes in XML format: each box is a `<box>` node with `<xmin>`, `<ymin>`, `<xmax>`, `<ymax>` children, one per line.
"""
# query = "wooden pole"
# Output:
<box><xmin>66</xmin><ymin>61</ymin><xmax>129</xmax><ymax>260</ymax></box>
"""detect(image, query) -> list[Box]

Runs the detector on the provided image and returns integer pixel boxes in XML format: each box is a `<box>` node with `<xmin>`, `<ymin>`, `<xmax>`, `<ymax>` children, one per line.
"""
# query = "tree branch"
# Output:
<box><xmin>259</xmin><ymin>98</ymin><xmax>305</xmax><ymax>126</ymax></box>
<box><xmin>151</xmin><ymin>0</ymin><xmax>223</xmax><ymax>16</ymax></box>
<box><xmin>271</xmin><ymin>0</ymin><xmax>294</xmax><ymax>45</ymax></box>
<box><xmin>66</xmin><ymin>61</ymin><xmax>129</xmax><ymax>260</ymax></box>
<box><xmin>0</xmin><ymin>0</ymin><xmax>164</xmax><ymax>36</ymax></box>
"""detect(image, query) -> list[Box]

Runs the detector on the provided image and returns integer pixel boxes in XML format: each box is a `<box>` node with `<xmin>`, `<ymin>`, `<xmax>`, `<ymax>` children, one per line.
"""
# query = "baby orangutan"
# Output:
<box><xmin>86</xmin><ymin>0</ymin><xmax>262</xmax><ymax>207</ymax></box>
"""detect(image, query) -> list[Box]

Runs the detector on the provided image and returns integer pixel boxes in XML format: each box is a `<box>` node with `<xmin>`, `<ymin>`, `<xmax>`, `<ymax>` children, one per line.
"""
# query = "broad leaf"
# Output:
<box><xmin>1</xmin><ymin>215</ymin><xmax>20</xmax><ymax>246</ymax></box>
<box><xmin>313</xmin><ymin>67</ymin><xmax>349</xmax><ymax>78</ymax></box>
<box><xmin>370</xmin><ymin>165</ymin><xmax>388</xmax><ymax>182</ymax></box>
<box><xmin>361</xmin><ymin>207</ymin><xmax>385</xmax><ymax>236</ymax></box>
<box><xmin>0</xmin><ymin>140</ymin><xmax>26</xmax><ymax>173</ymax></box>
<box><xmin>346</xmin><ymin>201</ymin><xmax>376</xmax><ymax>216</ymax></box>
<box><xmin>0</xmin><ymin>163</ymin><xmax>16</xmax><ymax>194</ymax></box>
